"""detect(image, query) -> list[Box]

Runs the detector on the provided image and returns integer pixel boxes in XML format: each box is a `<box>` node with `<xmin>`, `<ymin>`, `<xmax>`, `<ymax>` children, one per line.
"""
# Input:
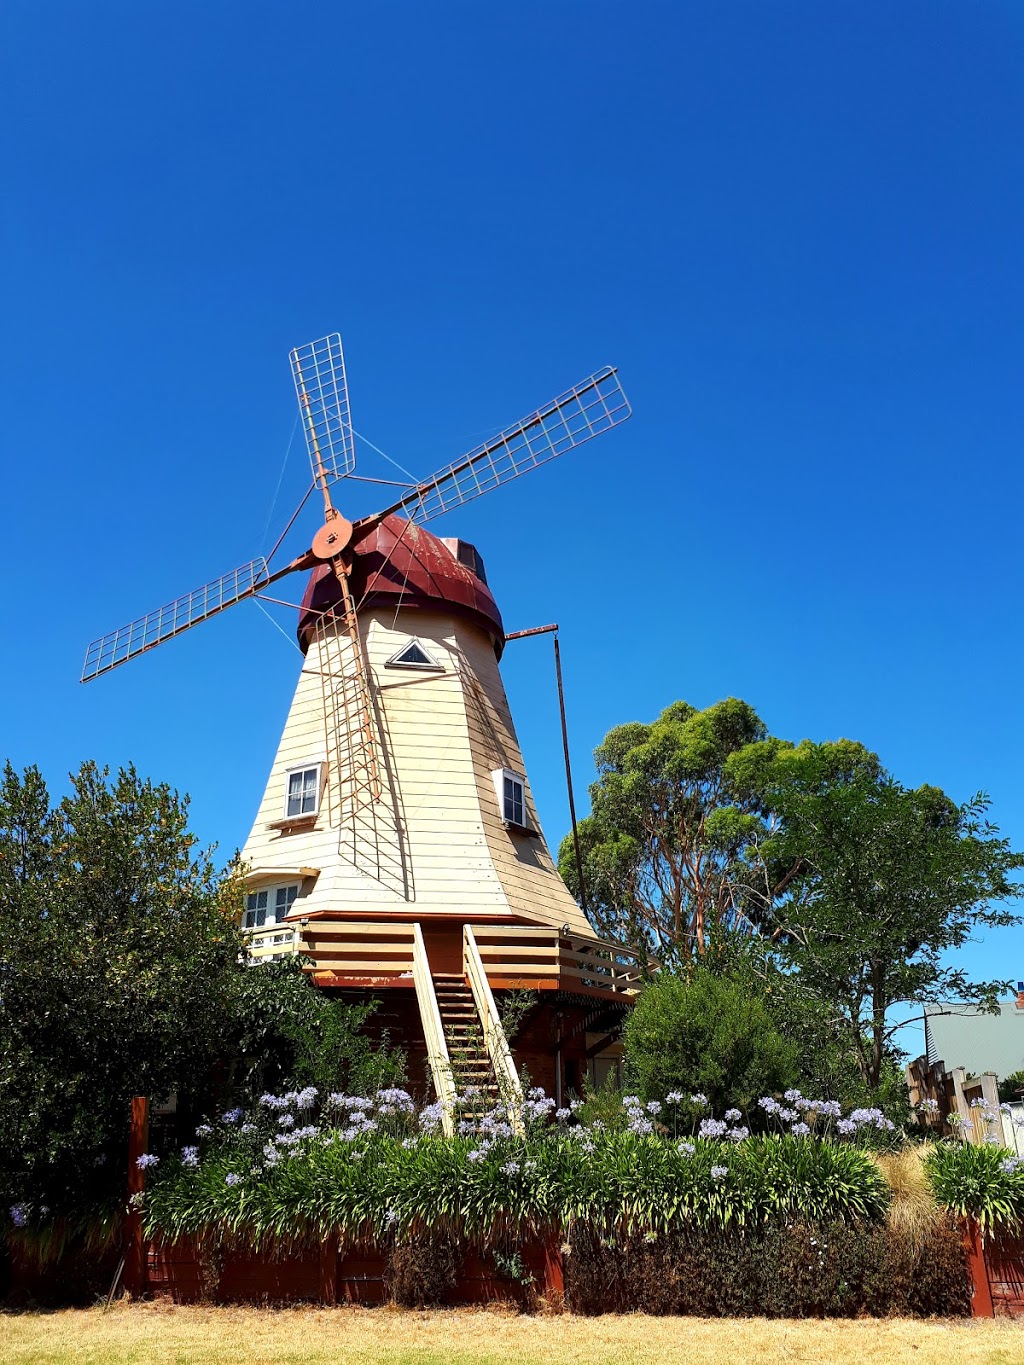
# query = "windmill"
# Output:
<box><xmin>82</xmin><ymin>335</ymin><xmax>631</xmax><ymax>839</ymax></box>
<box><xmin>81</xmin><ymin>334</ymin><xmax>638</xmax><ymax>1115</ymax></box>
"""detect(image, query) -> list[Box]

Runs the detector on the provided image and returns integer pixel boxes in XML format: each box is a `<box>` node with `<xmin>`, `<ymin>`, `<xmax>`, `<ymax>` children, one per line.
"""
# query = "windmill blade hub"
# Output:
<box><xmin>312</xmin><ymin>515</ymin><xmax>353</xmax><ymax>561</ymax></box>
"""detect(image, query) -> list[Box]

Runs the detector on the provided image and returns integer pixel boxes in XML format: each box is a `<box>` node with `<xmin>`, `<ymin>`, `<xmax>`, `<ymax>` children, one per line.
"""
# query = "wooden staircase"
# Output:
<box><xmin>433</xmin><ymin>975</ymin><xmax>500</xmax><ymax>1105</ymax></box>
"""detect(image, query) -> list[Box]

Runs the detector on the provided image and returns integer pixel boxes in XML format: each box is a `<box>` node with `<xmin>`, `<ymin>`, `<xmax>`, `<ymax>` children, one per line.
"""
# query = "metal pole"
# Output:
<box><xmin>504</xmin><ymin>624</ymin><xmax>588</xmax><ymax>916</ymax></box>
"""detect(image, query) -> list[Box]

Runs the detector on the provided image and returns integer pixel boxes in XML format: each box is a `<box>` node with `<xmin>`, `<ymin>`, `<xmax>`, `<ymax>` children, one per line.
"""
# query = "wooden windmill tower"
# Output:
<box><xmin>82</xmin><ymin>335</ymin><xmax>642</xmax><ymax>1124</ymax></box>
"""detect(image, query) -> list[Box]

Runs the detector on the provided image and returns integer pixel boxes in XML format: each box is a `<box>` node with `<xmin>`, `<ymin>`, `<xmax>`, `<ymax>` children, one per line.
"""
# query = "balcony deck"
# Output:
<box><xmin>245</xmin><ymin>917</ymin><xmax>642</xmax><ymax>1003</ymax></box>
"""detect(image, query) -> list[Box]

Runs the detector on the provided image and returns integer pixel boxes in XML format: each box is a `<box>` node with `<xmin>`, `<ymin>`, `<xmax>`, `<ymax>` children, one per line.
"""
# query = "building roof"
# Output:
<box><xmin>924</xmin><ymin>999</ymin><xmax>1024</xmax><ymax>1079</ymax></box>
<box><xmin>297</xmin><ymin>514</ymin><xmax>504</xmax><ymax>655</ymax></box>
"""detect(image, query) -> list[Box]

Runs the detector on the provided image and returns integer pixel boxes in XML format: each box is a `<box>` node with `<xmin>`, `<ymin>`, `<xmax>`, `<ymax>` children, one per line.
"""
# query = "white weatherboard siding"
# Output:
<box><xmin>239</xmin><ymin>604</ymin><xmax>593</xmax><ymax>937</ymax></box>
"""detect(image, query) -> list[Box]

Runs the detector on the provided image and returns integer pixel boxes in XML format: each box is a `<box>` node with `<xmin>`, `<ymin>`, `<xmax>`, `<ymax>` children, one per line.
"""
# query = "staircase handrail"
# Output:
<box><xmin>463</xmin><ymin>924</ymin><xmax>525</xmax><ymax>1134</ymax></box>
<box><xmin>411</xmin><ymin>923</ymin><xmax>457</xmax><ymax>1136</ymax></box>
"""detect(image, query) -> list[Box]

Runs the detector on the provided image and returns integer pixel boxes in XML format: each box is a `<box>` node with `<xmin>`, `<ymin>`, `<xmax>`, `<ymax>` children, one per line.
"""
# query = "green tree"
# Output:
<box><xmin>231</xmin><ymin>956</ymin><xmax>406</xmax><ymax>1098</ymax></box>
<box><xmin>0</xmin><ymin>761</ymin><xmax>244</xmax><ymax>1216</ymax></box>
<box><xmin>730</xmin><ymin>739</ymin><xmax>1024</xmax><ymax>1092</ymax></box>
<box><xmin>623</xmin><ymin>965</ymin><xmax>798</xmax><ymax>1113</ymax></box>
<box><xmin>558</xmin><ymin>699</ymin><xmax>798</xmax><ymax>966</ymax></box>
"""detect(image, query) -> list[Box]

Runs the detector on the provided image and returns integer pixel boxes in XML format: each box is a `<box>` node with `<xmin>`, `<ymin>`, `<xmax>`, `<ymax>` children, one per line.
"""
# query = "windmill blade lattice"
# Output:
<box><xmin>370</xmin><ymin>366</ymin><xmax>629</xmax><ymax>528</ymax></box>
<box><xmin>81</xmin><ymin>558</ymin><xmax>270</xmax><ymax>682</ymax></box>
<box><xmin>290</xmin><ymin>333</ymin><xmax>357</xmax><ymax>492</ymax></box>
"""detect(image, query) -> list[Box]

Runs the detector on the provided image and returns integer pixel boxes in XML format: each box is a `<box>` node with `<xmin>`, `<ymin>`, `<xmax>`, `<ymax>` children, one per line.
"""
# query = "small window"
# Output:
<box><xmin>285</xmin><ymin>764</ymin><xmax>321</xmax><ymax>819</ymax></box>
<box><xmin>243</xmin><ymin>883</ymin><xmax>299</xmax><ymax>929</ymax></box>
<box><xmin>491</xmin><ymin>767</ymin><xmax>529</xmax><ymax>830</ymax></box>
<box><xmin>385</xmin><ymin>638</ymin><xmax>443</xmax><ymax>670</ymax></box>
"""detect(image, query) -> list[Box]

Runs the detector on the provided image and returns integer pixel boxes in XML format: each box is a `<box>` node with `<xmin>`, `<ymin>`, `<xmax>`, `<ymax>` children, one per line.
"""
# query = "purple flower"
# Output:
<box><xmin>222</xmin><ymin>1108</ymin><xmax>244</xmax><ymax>1125</ymax></box>
<box><xmin>501</xmin><ymin>1160</ymin><xmax>521</xmax><ymax>1176</ymax></box>
<box><xmin>181</xmin><ymin>1146</ymin><xmax>199</xmax><ymax>1169</ymax></box>
<box><xmin>278</xmin><ymin>1113</ymin><xmax>295</xmax><ymax>1128</ymax></box>
<box><xmin>135</xmin><ymin>1153</ymin><xmax>160</xmax><ymax>1169</ymax></box>
<box><xmin>628</xmin><ymin>1115</ymin><xmax>655</xmax><ymax>1136</ymax></box>
<box><xmin>711</xmin><ymin>1165</ymin><xmax>729</xmax><ymax>1179</ymax></box>
<box><xmin>9</xmin><ymin>1205</ymin><xmax>27</xmax><ymax>1228</ymax></box>
<box><xmin>467</xmin><ymin>1149</ymin><xmax>485</xmax><ymax>1164</ymax></box>
<box><xmin>724</xmin><ymin>1108</ymin><xmax>742</xmax><ymax>1123</ymax></box>
<box><xmin>677</xmin><ymin>1141</ymin><xmax>696</xmax><ymax>1157</ymax></box>
<box><xmin>645</xmin><ymin>1100</ymin><xmax>662</xmax><ymax>1116</ymax></box>
<box><xmin>790</xmin><ymin>1122</ymin><xmax>810</xmax><ymax>1137</ymax></box>
<box><xmin>225</xmin><ymin>1173</ymin><xmax>241</xmax><ymax>1186</ymax></box>
<box><xmin>699</xmin><ymin>1117</ymin><xmax>728</xmax><ymax>1139</ymax></box>
<box><xmin>690</xmin><ymin>1093</ymin><xmax>709</xmax><ymax>1108</ymax></box>
<box><xmin>195</xmin><ymin>1124</ymin><xmax>213</xmax><ymax>1137</ymax></box>
<box><xmin>758</xmin><ymin>1097</ymin><xmax>780</xmax><ymax>1115</ymax></box>
<box><xmin>725</xmin><ymin>1126</ymin><xmax>749</xmax><ymax>1143</ymax></box>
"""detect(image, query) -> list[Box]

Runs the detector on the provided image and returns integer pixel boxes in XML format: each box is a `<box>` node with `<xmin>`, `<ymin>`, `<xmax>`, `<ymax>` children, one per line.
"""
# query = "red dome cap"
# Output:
<box><xmin>297</xmin><ymin>514</ymin><xmax>504</xmax><ymax>656</ymax></box>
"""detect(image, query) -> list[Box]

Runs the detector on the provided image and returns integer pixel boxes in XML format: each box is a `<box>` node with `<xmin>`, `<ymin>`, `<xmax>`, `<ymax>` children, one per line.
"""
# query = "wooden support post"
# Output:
<box><xmin>964</xmin><ymin>1217</ymin><xmax>995</xmax><ymax>1317</ymax></box>
<box><xmin>124</xmin><ymin>1096</ymin><xmax>150</xmax><ymax>1297</ymax></box>
<box><xmin>543</xmin><ymin>1240</ymin><xmax>565</xmax><ymax>1301</ymax></box>
<box><xmin>319</xmin><ymin>1235</ymin><xmax>339</xmax><ymax>1304</ymax></box>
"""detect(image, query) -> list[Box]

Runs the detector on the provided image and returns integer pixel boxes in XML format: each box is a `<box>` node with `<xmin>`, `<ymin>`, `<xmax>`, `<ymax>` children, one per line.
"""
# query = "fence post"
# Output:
<box><xmin>124</xmin><ymin>1096</ymin><xmax>150</xmax><ymax>1297</ymax></box>
<box><xmin>964</xmin><ymin>1217</ymin><xmax>995</xmax><ymax>1317</ymax></box>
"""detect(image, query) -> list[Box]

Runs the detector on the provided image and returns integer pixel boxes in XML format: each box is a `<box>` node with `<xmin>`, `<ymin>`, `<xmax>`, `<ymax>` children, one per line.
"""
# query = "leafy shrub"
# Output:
<box><xmin>925</xmin><ymin>1141</ymin><xmax>1024</xmax><ymax>1232</ymax></box>
<box><xmin>623</xmin><ymin>969</ymin><xmax>798</xmax><ymax>1114</ymax></box>
<box><xmin>387</xmin><ymin>1234</ymin><xmax>460</xmax><ymax>1307</ymax></box>
<box><xmin>563</xmin><ymin>1219</ymin><xmax>969</xmax><ymax>1317</ymax></box>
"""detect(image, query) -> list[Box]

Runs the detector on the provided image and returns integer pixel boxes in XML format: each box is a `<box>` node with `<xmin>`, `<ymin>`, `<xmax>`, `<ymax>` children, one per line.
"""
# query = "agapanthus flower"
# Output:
<box><xmin>790</xmin><ymin>1122</ymin><xmax>810</xmax><ymax>1137</ymax></box>
<box><xmin>555</xmin><ymin>1107</ymin><xmax>571</xmax><ymax>1122</ymax></box>
<box><xmin>699</xmin><ymin>1118</ymin><xmax>728</xmax><ymax>1139</ymax></box>
<box><xmin>725</xmin><ymin>1126</ymin><xmax>749</xmax><ymax>1142</ymax></box>
<box><xmin>724</xmin><ymin>1108</ymin><xmax>741</xmax><ymax>1123</ymax></box>
<box><xmin>225</xmin><ymin>1173</ymin><xmax>241</xmax><ymax>1186</ymax></box>
<box><xmin>9</xmin><ymin>1205</ymin><xmax>27</xmax><ymax>1228</ymax></box>
<box><xmin>665</xmin><ymin>1091</ymin><xmax>685</xmax><ymax>1105</ymax></box>
<box><xmin>628</xmin><ymin>1115</ymin><xmax>654</xmax><ymax>1136</ymax></box>
<box><xmin>690</xmin><ymin>1093</ymin><xmax>709</xmax><ymax>1108</ymax></box>
<box><xmin>677</xmin><ymin>1141</ymin><xmax>696</xmax><ymax>1157</ymax></box>
<box><xmin>278</xmin><ymin>1113</ymin><xmax>295</xmax><ymax>1129</ymax></box>
<box><xmin>645</xmin><ymin>1100</ymin><xmax>662</xmax><ymax>1116</ymax></box>
<box><xmin>181</xmin><ymin>1146</ymin><xmax>199</xmax><ymax>1169</ymax></box>
<box><xmin>135</xmin><ymin>1153</ymin><xmax>160</xmax><ymax>1169</ymax></box>
<box><xmin>711</xmin><ymin>1165</ymin><xmax>729</xmax><ymax>1179</ymax></box>
<box><xmin>222</xmin><ymin>1108</ymin><xmax>244</xmax><ymax>1125</ymax></box>
<box><xmin>195</xmin><ymin>1124</ymin><xmax>213</xmax><ymax>1137</ymax></box>
<box><xmin>501</xmin><ymin>1160</ymin><xmax>521</xmax><ymax>1176</ymax></box>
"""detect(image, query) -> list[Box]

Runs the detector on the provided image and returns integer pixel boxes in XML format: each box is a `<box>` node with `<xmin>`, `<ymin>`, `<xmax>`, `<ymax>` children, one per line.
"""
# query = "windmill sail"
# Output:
<box><xmin>81</xmin><ymin>558</ymin><xmax>270</xmax><ymax>681</ymax></box>
<box><xmin>290</xmin><ymin>333</ymin><xmax>357</xmax><ymax>490</ymax></box>
<box><xmin>369</xmin><ymin>366</ymin><xmax>630</xmax><ymax>527</ymax></box>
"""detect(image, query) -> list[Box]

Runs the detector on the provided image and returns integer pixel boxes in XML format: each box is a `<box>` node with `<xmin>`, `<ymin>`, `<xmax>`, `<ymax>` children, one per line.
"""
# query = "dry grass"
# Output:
<box><xmin>874</xmin><ymin>1145</ymin><xmax>944</xmax><ymax>1249</ymax></box>
<box><xmin>0</xmin><ymin>1304</ymin><xmax>1021</xmax><ymax>1365</ymax></box>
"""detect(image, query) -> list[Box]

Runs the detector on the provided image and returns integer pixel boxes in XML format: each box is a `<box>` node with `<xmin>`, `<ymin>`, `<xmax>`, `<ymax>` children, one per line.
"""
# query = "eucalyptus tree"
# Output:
<box><xmin>557</xmin><ymin>699</ymin><xmax>799</xmax><ymax>966</ymax></box>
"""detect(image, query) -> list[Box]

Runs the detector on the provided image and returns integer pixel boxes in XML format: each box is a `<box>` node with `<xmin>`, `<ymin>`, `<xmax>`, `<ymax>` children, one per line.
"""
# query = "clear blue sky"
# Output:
<box><xmin>2</xmin><ymin>3</ymin><xmax>1022</xmax><ymax>1053</ymax></box>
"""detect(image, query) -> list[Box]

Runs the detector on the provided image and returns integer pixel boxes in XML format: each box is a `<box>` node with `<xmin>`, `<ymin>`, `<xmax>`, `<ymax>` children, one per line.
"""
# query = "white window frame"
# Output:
<box><xmin>283</xmin><ymin>762</ymin><xmax>323</xmax><ymax>820</ymax></box>
<box><xmin>384</xmin><ymin>637</ymin><xmax>444</xmax><ymax>672</ymax></box>
<box><xmin>491</xmin><ymin>767</ymin><xmax>529</xmax><ymax>831</ymax></box>
<box><xmin>243</xmin><ymin>882</ymin><xmax>301</xmax><ymax>930</ymax></box>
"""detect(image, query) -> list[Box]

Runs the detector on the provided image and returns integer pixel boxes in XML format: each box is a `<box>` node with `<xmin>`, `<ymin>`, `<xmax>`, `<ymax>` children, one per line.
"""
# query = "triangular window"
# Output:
<box><xmin>385</xmin><ymin>638</ymin><xmax>443</xmax><ymax>671</ymax></box>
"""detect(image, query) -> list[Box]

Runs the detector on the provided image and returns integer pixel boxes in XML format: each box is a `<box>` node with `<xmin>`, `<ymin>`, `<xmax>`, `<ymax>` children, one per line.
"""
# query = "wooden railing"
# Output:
<box><xmin>469</xmin><ymin>924</ymin><xmax>643</xmax><ymax>998</ymax></box>
<box><xmin>412</xmin><ymin>923</ymin><xmax>456</xmax><ymax>1135</ymax></box>
<box><xmin>245</xmin><ymin>923</ymin><xmax>301</xmax><ymax>961</ymax></box>
<box><xmin>463</xmin><ymin>926</ymin><xmax>525</xmax><ymax>1132</ymax></box>
<box><xmin>300</xmin><ymin>921</ymin><xmax>416</xmax><ymax>981</ymax></box>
